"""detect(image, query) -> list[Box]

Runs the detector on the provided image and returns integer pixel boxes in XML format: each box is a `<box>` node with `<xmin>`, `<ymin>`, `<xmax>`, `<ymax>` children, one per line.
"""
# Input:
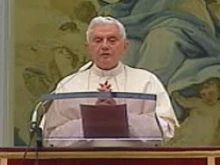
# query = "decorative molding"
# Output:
<box><xmin>1</xmin><ymin>150</ymin><xmax>220</xmax><ymax>159</ymax></box>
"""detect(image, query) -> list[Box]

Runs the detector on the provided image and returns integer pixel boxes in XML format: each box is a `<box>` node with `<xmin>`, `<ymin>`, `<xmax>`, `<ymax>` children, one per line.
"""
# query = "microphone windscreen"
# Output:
<box><xmin>78</xmin><ymin>61</ymin><xmax>93</xmax><ymax>72</ymax></box>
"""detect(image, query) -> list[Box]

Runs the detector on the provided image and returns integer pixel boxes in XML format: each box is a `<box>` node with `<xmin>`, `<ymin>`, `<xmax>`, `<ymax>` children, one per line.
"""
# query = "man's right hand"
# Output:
<box><xmin>97</xmin><ymin>80</ymin><xmax>112</xmax><ymax>92</ymax></box>
<box><xmin>96</xmin><ymin>81</ymin><xmax>116</xmax><ymax>105</ymax></box>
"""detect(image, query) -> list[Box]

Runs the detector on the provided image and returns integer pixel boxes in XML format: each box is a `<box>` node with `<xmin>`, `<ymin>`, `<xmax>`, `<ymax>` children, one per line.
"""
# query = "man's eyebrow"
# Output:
<box><xmin>93</xmin><ymin>37</ymin><xmax>102</xmax><ymax>40</ymax></box>
<box><xmin>108</xmin><ymin>36</ymin><xmax>118</xmax><ymax>39</ymax></box>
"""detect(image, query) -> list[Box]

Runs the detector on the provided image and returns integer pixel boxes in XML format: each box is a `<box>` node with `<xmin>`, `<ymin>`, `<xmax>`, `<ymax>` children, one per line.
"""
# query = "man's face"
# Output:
<box><xmin>86</xmin><ymin>24</ymin><xmax>128</xmax><ymax>70</ymax></box>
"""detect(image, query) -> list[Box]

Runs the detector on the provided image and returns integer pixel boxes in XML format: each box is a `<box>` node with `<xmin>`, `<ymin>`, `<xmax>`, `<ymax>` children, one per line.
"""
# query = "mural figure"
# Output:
<box><xmin>49</xmin><ymin>46</ymin><xmax>79</xmax><ymax>83</ymax></box>
<box><xmin>59</xmin><ymin>21</ymin><xmax>79</xmax><ymax>33</ymax></box>
<box><xmin>49</xmin><ymin>0</ymin><xmax>97</xmax><ymax>24</ymax></box>
<box><xmin>23</xmin><ymin>67</ymin><xmax>51</xmax><ymax>99</ymax></box>
<box><xmin>168</xmin><ymin>78</ymin><xmax>220</xmax><ymax>146</ymax></box>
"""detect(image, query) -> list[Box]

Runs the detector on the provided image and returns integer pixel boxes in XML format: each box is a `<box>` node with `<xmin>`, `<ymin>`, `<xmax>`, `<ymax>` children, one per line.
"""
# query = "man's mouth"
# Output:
<box><xmin>100</xmin><ymin>53</ymin><xmax>111</xmax><ymax>57</ymax></box>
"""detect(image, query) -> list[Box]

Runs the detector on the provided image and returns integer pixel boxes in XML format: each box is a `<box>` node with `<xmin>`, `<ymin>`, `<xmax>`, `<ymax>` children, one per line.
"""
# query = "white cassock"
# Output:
<box><xmin>42</xmin><ymin>62</ymin><xmax>179</xmax><ymax>147</ymax></box>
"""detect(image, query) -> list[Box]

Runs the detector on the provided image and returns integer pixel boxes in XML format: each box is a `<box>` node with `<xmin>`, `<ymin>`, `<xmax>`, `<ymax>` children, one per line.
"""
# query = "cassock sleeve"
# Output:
<box><xmin>128</xmin><ymin>74</ymin><xmax>179</xmax><ymax>139</ymax></box>
<box><xmin>43</xmin><ymin>100</ymin><xmax>83</xmax><ymax>146</ymax></box>
<box><xmin>42</xmin><ymin>77</ymin><xmax>90</xmax><ymax>147</ymax></box>
<box><xmin>42</xmin><ymin>98</ymin><xmax>87</xmax><ymax>147</ymax></box>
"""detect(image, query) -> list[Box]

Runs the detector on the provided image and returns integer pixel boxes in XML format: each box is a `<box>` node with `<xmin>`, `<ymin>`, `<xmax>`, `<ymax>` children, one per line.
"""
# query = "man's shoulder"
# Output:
<box><xmin>57</xmin><ymin>69</ymin><xmax>89</xmax><ymax>87</ymax></box>
<box><xmin>58</xmin><ymin>73</ymin><xmax>76</xmax><ymax>86</ymax></box>
<box><xmin>124</xmin><ymin>65</ymin><xmax>165</xmax><ymax>92</ymax></box>
<box><xmin>125</xmin><ymin>65</ymin><xmax>157</xmax><ymax>79</ymax></box>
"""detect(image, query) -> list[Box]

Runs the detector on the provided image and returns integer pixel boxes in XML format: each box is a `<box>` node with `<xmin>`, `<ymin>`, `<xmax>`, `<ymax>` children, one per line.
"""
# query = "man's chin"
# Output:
<box><xmin>97</xmin><ymin>62</ymin><xmax>118</xmax><ymax>70</ymax></box>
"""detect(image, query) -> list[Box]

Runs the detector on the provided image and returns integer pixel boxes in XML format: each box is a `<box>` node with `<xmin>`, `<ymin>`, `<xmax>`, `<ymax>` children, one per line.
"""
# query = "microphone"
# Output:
<box><xmin>29</xmin><ymin>61</ymin><xmax>94</xmax><ymax>146</ymax></box>
<box><xmin>78</xmin><ymin>61</ymin><xmax>93</xmax><ymax>72</ymax></box>
<box><xmin>29</xmin><ymin>101</ymin><xmax>49</xmax><ymax>136</ymax></box>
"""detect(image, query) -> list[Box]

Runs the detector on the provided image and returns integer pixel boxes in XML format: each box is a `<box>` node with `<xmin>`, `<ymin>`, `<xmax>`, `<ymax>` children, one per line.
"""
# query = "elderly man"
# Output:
<box><xmin>43</xmin><ymin>16</ymin><xmax>178</xmax><ymax>147</ymax></box>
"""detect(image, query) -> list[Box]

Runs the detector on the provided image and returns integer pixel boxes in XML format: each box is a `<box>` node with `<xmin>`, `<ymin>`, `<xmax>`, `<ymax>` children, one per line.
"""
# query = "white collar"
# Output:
<box><xmin>91</xmin><ymin>62</ymin><xmax>124</xmax><ymax>77</ymax></box>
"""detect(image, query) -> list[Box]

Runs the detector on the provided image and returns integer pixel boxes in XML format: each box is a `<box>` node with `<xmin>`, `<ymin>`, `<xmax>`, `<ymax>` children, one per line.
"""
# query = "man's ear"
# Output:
<box><xmin>124</xmin><ymin>39</ymin><xmax>129</xmax><ymax>50</ymax></box>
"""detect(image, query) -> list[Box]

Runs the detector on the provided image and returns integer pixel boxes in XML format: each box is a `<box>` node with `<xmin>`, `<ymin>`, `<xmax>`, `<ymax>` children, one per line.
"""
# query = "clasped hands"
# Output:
<box><xmin>96</xmin><ymin>81</ymin><xmax>116</xmax><ymax>105</ymax></box>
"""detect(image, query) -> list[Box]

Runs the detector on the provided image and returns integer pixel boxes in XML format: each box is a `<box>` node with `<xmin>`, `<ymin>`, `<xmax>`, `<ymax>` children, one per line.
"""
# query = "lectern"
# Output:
<box><xmin>40</xmin><ymin>92</ymin><xmax>163</xmax><ymax>148</ymax></box>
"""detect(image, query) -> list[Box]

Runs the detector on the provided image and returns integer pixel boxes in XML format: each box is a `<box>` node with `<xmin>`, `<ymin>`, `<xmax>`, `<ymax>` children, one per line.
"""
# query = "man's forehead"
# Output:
<box><xmin>93</xmin><ymin>24</ymin><xmax>119</xmax><ymax>30</ymax></box>
<box><xmin>91</xmin><ymin>25</ymin><xmax>121</xmax><ymax>36</ymax></box>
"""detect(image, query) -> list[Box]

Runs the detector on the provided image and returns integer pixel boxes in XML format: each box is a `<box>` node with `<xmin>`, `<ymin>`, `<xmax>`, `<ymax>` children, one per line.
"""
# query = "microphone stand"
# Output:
<box><xmin>30</xmin><ymin>122</ymin><xmax>43</xmax><ymax>149</ymax></box>
<box><xmin>21</xmin><ymin>102</ymin><xmax>44</xmax><ymax>165</ymax></box>
<box><xmin>29</xmin><ymin>101</ymin><xmax>44</xmax><ymax>149</ymax></box>
<box><xmin>30</xmin><ymin>101</ymin><xmax>46</xmax><ymax>165</ymax></box>
<box><xmin>28</xmin><ymin>122</ymin><xmax>42</xmax><ymax>165</ymax></box>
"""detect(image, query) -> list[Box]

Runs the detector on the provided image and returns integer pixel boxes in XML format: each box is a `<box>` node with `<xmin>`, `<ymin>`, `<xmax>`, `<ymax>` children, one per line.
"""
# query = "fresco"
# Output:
<box><xmin>13</xmin><ymin>0</ymin><xmax>98</xmax><ymax>145</ymax></box>
<box><xmin>13</xmin><ymin>0</ymin><xmax>220</xmax><ymax>146</ymax></box>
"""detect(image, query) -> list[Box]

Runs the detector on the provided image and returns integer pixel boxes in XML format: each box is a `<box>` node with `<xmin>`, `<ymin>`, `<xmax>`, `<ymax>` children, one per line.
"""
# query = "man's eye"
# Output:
<box><xmin>109</xmin><ymin>38</ymin><xmax>117</xmax><ymax>43</ymax></box>
<box><xmin>93</xmin><ymin>38</ymin><xmax>102</xmax><ymax>43</ymax></box>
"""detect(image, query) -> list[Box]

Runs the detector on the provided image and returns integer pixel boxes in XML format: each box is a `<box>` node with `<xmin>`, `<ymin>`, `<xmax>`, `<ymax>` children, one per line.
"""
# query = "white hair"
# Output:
<box><xmin>86</xmin><ymin>16</ymin><xmax>127</xmax><ymax>42</ymax></box>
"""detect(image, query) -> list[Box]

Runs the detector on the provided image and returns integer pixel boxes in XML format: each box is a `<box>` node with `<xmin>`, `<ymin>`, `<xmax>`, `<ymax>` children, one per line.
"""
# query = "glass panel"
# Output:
<box><xmin>39</xmin><ymin>92</ymin><xmax>162</xmax><ymax>148</ymax></box>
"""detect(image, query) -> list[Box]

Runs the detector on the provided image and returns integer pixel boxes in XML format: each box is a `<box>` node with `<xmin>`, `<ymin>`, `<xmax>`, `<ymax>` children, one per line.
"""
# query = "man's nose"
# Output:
<box><xmin>100</xmin><ymin>40</ymin><xmax>110</xmax><ymax>50</ymax></box>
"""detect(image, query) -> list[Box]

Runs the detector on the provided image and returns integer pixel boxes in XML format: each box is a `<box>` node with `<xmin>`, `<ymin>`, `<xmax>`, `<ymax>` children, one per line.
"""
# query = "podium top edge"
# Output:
<box><xmin>40</xmin><ymin>92</ymin><xmax>157</xmax><ymax>101</ymax></box>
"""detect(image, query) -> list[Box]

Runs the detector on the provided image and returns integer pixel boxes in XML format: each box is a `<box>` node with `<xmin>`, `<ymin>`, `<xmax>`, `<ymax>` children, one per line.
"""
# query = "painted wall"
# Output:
<box><xmin>9</xmin><ymin>0</ymin><xmax>220</xmax><ymax>147</ymax></box>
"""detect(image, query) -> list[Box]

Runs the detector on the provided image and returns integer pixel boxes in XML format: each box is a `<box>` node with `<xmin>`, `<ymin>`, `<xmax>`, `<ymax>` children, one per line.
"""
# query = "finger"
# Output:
<box><xmin>106</xmin><ymin>84</ymin><xmax>111</xmax><ymax>89</ymax></box>
<box><xmin>97</xmin><ymin>88</ymin><xmax>105</xmax><ymax>92</ymax></box>
<box><xmin>99</xmin><ymin>83</ymin><xmax>104</xmax><ymax>87</ymax></box>
<box><xmin>105</xmin><ymin>88</ymin><xmax>112</xmax><ymax>92</ymax></box>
